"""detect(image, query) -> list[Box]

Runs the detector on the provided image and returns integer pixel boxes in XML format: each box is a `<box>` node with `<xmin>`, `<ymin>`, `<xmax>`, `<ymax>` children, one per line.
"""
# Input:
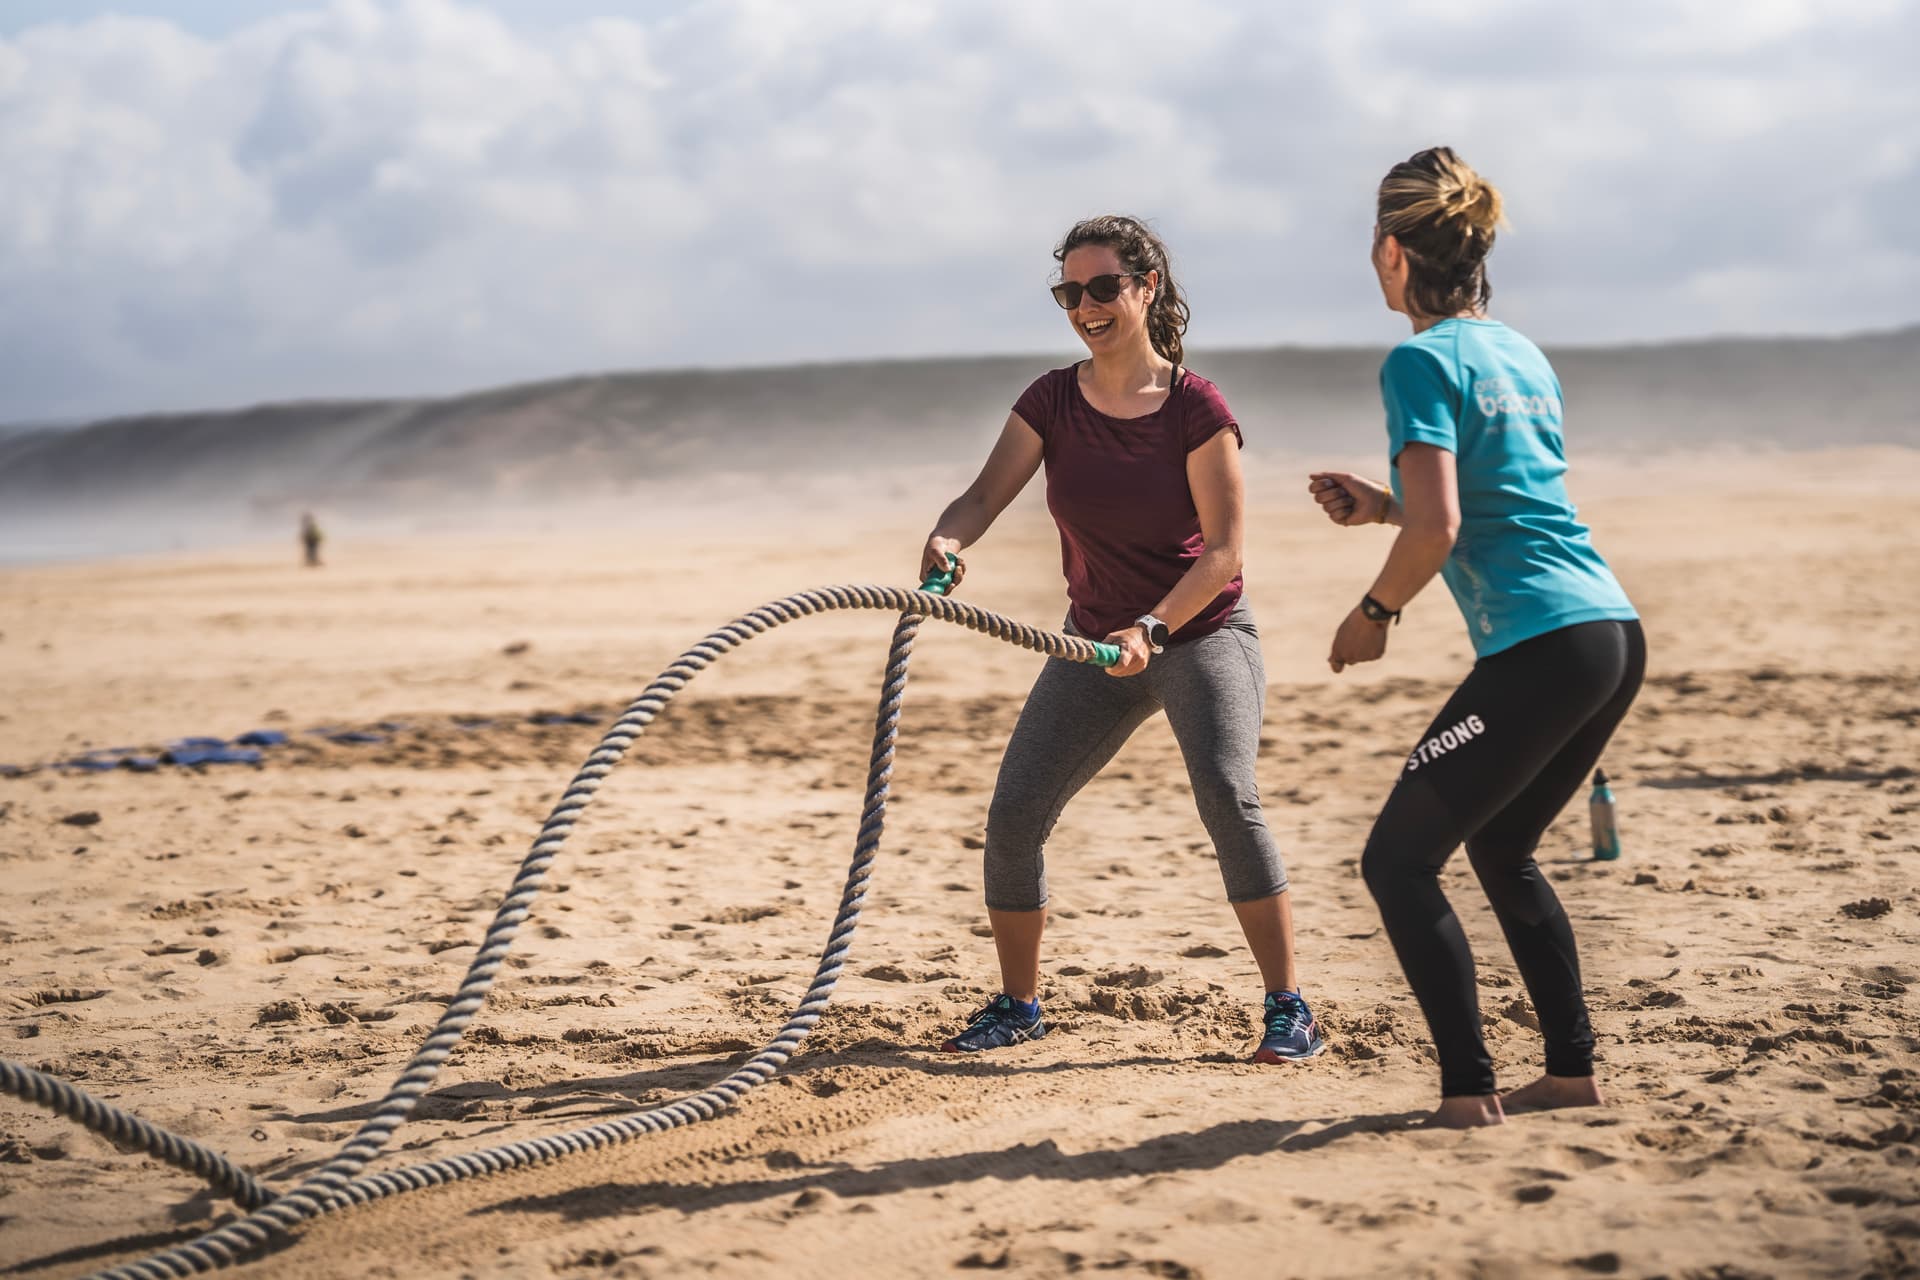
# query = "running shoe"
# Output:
<box><xmin>1253</xmin><ymin>990</ymin><xmax>1326</xmax><ymax>1062</ymax></box>
<box><xmin>941</xmin><ymin>994</ymin><xmax>1048</xmax><ymax>1053</ymax></box>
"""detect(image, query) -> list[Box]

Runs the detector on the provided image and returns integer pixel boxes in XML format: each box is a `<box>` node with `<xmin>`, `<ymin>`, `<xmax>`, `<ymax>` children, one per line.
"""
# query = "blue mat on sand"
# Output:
<box><xmin>61</xmin><ymin>746</ymin><xmax>148</xmax><ymax>771</ymax></box>
<box><xmin>162</xmin><ymin>744</ymin><xmax>263</xmax><ymax>766</ymax></box>
<box><xmin>159</xmin><ymin>737</ymin><xmax>253</xmax><ymax>765</ymax></box>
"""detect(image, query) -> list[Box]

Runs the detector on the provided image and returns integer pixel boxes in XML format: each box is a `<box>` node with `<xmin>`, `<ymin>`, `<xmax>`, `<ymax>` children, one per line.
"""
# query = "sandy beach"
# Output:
<box><xmin>2</xmin><ymin>448</ymin><xmax>1917</xmax><ymax>1279</ymax></box>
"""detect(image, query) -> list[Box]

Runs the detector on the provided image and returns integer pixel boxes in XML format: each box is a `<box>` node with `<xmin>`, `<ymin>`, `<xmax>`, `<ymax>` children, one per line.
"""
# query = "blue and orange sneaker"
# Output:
<box><xmin>1253</xmin><ymin>990</ymin><xmax>1325</xmax><ymax>1062</ymax></box>
<box><xmin>941</xmin><ymin>994</ymin><xmax>1047</xmax><ymax>1053</ymax></box>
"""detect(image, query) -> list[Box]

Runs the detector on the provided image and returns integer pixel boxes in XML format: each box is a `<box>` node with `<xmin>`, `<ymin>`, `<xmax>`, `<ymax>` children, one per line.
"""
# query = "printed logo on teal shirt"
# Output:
<box><xmin>1471</xmin><ymin>376</ymin><xmax>1561</xmax><ymax>424</ymax></box>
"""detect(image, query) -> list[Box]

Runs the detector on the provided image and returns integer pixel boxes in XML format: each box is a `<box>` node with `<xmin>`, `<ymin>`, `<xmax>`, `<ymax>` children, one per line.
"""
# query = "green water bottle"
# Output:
<box><xmin>1589</xmin><ymin>768</ymin><xmax>1621</xmax><ymax>861</ymax></box>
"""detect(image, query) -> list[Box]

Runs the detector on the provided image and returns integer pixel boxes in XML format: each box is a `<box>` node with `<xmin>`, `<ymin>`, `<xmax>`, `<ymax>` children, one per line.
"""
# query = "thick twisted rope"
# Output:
<box><xmin>0</xmin><ymin>1060</ymin><xmax>272</xmax><ymax>1209</ymax></box>
<box><xmin>0</xmin><ymin>585</ymin><xmax>1109</xmax><ymax>1278</ymax></box>
<box><xmin>315</xmin><ymin>610</ymin><xmax>932</xmax><ymax>1216</ymax></box>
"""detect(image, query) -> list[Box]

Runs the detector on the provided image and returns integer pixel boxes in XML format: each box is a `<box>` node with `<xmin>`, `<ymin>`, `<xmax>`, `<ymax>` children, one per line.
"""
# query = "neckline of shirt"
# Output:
<box><xmin>1071</xmin><ymin>361</ymin><xmax>1184</xmax><ymax>423</ymax></box>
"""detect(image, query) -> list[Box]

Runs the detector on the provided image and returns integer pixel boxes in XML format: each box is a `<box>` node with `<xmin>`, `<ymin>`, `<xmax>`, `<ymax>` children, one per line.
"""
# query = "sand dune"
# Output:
<box><xmin>0</xmin><ymin>449</ymin><xmax>1916</xmax><ymax>1277</ymax></box>
<box><xmin>2</xmin><ymin>326</ymin><xmax>1915</xmax><ymax>565</ymax></box>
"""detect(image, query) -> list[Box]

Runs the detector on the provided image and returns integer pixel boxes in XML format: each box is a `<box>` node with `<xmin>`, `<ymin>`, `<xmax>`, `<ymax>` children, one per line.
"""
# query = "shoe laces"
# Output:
<box><xmin>971</xmin><ymin>995</ymin><xmax>1023</xmax><ymax>1027</ymax></box>
<box><xmin>1264</xmin><ymin>994</ymin><xmax>1307</xmax><ymax>1038</ymax></box>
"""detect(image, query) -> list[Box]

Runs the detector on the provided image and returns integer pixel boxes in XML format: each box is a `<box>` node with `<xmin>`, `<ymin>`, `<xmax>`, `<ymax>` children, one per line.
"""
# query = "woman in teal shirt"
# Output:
<box><xmin>1309</xmin><ymin>147</ymin><xmax>1645</xmax><ymax>1128</ymax></box>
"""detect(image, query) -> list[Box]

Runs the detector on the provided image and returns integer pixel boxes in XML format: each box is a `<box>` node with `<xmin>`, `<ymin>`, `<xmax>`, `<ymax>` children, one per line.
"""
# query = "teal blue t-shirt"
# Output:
<box><xmin>1381</xmin><ymin>318</ymin><xmax>1636</xmax><ymax>658</ymax></box>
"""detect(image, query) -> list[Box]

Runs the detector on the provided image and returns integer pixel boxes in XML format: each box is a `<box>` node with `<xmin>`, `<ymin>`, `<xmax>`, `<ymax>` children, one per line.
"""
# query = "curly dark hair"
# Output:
<box><xmin>1054</xmin><ymin>214</ymin><xmax>1190</xmax><ymax>367</ymax></box>
<box><xmin>1376</xmin><ymin>146</ymin><xmax>1507</xmax><ymax>318</ymax></box>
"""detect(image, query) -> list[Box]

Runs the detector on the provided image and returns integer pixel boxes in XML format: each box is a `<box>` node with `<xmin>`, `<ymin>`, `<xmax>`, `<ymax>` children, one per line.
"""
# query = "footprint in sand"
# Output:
<box><xmin>267</xmin><ymin>945</ymin><xmax>335</xmax><ymax>963</ymax></box>
<box><xmin>1185</xmin><ymin>1196</ymin><xmax>1258</xmax><ymax>1225</ymax></box>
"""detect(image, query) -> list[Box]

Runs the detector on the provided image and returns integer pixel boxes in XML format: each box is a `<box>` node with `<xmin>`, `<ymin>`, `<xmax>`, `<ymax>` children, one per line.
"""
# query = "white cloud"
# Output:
<box><xmin>0</xmin><ymin>0</ymin><xmax>1914</xmax><ymax>421</ymax></box>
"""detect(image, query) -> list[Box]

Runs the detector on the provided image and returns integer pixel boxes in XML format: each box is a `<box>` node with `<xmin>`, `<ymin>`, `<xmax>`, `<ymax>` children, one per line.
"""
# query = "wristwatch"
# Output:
<box><xmin>1359</xmin><ymin>594</ymin><xmax>1402</xmax><ymax>626</ymax></box>
<box><xmin>1134</xmin><ymin>614</ymin><xmax>1171</xmax><ymax>653</ymax></box>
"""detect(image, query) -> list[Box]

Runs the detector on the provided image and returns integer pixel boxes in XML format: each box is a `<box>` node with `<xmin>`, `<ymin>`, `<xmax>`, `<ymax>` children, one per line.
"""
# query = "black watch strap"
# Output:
<box><xmin>1359</xmin><ymin>594</ymin><xmax>1401</xmax><ymax>625</ymax></box>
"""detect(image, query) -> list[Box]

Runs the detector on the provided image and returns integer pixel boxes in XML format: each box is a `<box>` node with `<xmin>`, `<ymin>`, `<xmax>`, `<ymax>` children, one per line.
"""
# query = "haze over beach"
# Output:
<box><xmin>3</xmin><ymin>2</ymin><xmax>1920</xmax><ymax>1278</ymax></box>
<box><xmin>4</xmin><ymin>324</ymin><xmax>1917</xmax><ymax>563</ymax></box>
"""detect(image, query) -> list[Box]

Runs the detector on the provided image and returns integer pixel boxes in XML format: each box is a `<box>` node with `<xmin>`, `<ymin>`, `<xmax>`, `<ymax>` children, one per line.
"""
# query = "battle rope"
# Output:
<box><xmin>1</xmin><ymin>580</ymin><xmax>1119</xmax><ymax>1278</ymax></box>
<box><xmin>0</xmin><ymin>1060</ymin><xmax>272</xmax><ymax>1210</ymax></box>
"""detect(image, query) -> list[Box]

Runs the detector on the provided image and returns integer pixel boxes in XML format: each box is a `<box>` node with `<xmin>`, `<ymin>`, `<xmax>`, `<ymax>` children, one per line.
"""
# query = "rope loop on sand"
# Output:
<box><xmin>0</xmin><ymin>584</ymin><xmax>1112</xmax><ymax>1278</ymax></box>
<box><xmin>0</xmin><ymin>1060</ymin><xmax>273</xmax><ymax>1210</ymax></box>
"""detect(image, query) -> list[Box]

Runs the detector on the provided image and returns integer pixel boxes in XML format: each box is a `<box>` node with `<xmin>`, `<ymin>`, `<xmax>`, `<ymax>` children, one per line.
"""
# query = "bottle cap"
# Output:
<box><xmin>1594</xmin><ymin>768</ymin><xmax>1609</xmax><ymax>786</ymax></box>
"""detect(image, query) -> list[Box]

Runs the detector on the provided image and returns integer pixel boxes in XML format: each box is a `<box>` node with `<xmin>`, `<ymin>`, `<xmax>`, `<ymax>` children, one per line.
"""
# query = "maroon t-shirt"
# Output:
<box><xmin>1013</xmin><ymin>363</ymin><xmax>1245</xmax><ymax>643</ymax></box>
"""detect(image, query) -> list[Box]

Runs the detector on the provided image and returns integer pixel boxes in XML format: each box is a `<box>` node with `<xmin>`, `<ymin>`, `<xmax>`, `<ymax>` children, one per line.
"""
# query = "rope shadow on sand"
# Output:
<box><xmin>2</xmin><ymin>1225</ymin><xmax>228</xmax><ymax>1278</ymax></box>
<box><xmin>2</xmin><ymin>1058</ymin><xmax>1316</xmax><ymax>1276</ymax></box>
<box><xmin>273</xmin><ymin>1048</ymin><xmax>1196</xmax><ymax>1130</ymax></box>
<box><xmin>473</xmin><ymin>1111</ymin><xmax>1424</xmax><ymax>1223</ymax></box>
<box><xmin>271</xmin><ymin>1058</ymin><xmax>773</xmax><ymax>1128</ymax></box>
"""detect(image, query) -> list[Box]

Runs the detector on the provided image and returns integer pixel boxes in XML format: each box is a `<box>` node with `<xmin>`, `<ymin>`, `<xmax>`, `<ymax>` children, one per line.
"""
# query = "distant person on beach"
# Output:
<box><xmin>300</xmin><ymin>512</ymin><xmax>324</xmax><ymax>567</ymax></box>
<box><xmin>1307</xmin><ymin>147</ymin><xmax>1645</xmax><ymax>1127</ymax></box>
<box><xmin>920</xmin><ymin>215</ymin><xmax>1320</xmax><ymax>1063</ymax></box>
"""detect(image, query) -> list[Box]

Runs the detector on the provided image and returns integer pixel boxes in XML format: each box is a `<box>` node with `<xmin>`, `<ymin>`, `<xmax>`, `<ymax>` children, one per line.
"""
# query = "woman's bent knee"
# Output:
<box><xmin>985</xmin><ymin>790</ymin><xmax>1047</xmax><ymax>853</ymax></box>
<box><xmin>1359</xmin><ymin>841</ymin><xmax>1403</xmax><ymax>903</ymax></box>
<box><xmin>982</xmin><ymin>820</ymin><xmax>1047</xmax><ymax>914</ymax></box>
<box><xmin>1363</xmin><ymin>776</ymin><xmax>1462</xmax><ymax>900</ymax></box>
<box><xmin>1361</xmin><ymin>827</ymin><xmax>1443</xmax><ymax>907</ymax></box>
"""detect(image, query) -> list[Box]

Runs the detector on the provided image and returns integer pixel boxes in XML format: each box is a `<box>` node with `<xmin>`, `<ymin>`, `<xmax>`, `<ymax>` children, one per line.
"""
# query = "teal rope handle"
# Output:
<box><xmin>917</xmin><ymin>553</ymin><xmax>957</xmax><ymax>597</ymax></box>
<box><xmin>917</xmin><ymin>554</ymin><xmax>1119</xmax><ymax>667</ymax></box>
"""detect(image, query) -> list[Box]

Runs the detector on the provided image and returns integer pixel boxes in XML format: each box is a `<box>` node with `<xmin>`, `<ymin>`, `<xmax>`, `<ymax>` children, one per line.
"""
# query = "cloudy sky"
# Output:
<box><xmin>2</xmin><ymin>0</ymin><xmax>1915</xmax><ymax>422</ymax></box>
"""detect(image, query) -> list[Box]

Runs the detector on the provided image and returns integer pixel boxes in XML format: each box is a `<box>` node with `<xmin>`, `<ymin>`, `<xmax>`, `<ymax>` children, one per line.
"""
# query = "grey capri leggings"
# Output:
<box><xmin>983</xmin><ymin>599</ymin><xmax>1288</xmax><ymax>911</ymax></box>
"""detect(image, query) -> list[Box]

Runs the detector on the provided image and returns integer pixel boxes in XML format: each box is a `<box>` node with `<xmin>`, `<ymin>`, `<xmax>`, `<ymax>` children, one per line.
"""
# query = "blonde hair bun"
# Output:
<box><xmin>1438</xmin><ymin>167</ymin><xmax>1506</xmax><ymax>238</ymax></box>
<box><xmin>1376</xmin><ymin>146</ymin><xmax>1507</xmax><ymax>316</ymax></box>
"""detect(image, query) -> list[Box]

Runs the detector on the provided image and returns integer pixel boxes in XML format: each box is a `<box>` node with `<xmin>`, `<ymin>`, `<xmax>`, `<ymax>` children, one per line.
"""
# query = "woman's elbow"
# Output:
<box><xmin>1406</xmin><ymin>518</ymin><xmax>1458</xmax><ymax>552</ymax></box>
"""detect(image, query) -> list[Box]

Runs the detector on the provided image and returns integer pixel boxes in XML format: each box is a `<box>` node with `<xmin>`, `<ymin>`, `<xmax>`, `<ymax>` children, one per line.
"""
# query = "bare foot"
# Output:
<box><xmin>1501</xmin><ymin>1074</ymin><xmax>1604</xmax><ymax>1113</ymax></box>
<box><xmin>1425</xmin><ymin>1095</ymin><xmax>1504</xmax><ymax>1128</ymax></box>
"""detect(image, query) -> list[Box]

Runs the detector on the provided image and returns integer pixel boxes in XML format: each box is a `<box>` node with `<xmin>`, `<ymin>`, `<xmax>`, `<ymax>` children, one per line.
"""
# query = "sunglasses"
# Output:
<box><xmin>1049</xmin><ymin>272</ymin><xmax>1146</xmax><ymax>310</ymax></box>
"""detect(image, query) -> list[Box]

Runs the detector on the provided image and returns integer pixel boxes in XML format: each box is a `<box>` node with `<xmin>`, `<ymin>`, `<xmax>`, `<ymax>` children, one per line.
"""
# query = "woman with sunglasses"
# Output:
<box><xmin>1308</xmin><ymin>147</ymin><xmax>1644</xmax><ymax>1127</ymax></box>
<box><xmin>920</xmin><ymin>215</ymin><xmax>1319</xmax><ymax>1063</ymax></box>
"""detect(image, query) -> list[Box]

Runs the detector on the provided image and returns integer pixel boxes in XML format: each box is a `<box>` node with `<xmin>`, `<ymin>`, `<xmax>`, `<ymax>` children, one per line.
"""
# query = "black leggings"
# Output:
<box><xmin>1362</xmin><ymin>619</ymin><xmax>1646</xmax><ymax>1098</ymax></box>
